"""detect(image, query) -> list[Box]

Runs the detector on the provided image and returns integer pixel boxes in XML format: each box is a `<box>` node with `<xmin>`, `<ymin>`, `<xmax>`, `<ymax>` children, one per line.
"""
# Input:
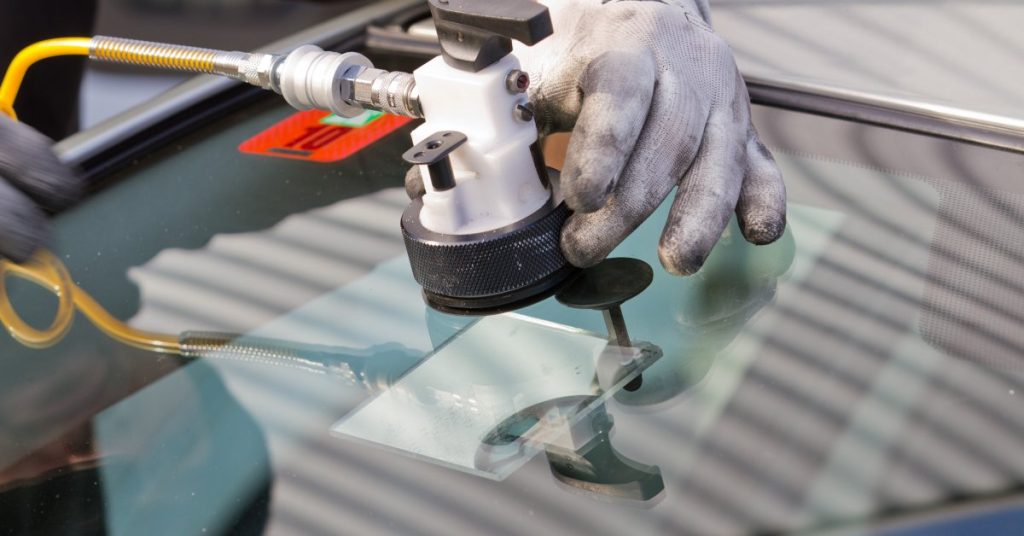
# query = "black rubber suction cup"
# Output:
<box><xmin>556</xmin><ymin>257</ymin><xmax>653</xmax><ymax>347</ymax></box>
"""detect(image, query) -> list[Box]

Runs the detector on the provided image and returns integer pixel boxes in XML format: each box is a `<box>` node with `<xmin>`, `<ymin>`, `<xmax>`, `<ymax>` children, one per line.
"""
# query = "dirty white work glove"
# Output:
<box><xmin>0</xmin><ymin>115</ymin><xmax>82</xmax><ymax>262</ymax></box>
<box><xmin>517</xmin><ymin>0</ymin><xmax>786</xmax><ymax>274</ymax></box>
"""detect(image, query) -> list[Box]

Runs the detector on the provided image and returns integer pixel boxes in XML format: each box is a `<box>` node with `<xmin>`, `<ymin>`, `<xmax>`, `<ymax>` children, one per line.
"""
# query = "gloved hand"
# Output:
<box><xmin>527</xmin><ymin>0</ymin><xmax>786</xmax><ymax>274</ymax></box>
<box><xmin>0</xmin><ymin>114</ymin><xmax>81</xmax><ymax>263</ymax></box>
<box><xmin>406</xmin><ymin>0</ymin><xmax>786</xmax><ymax>275</ymax></box>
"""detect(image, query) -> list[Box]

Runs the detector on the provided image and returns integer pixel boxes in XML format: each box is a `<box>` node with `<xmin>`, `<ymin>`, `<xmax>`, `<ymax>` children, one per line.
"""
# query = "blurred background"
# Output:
<box><xmin>77</xmin><ymin>0</ymin><xmax>1024</xmax><ymax>130</ymax></box>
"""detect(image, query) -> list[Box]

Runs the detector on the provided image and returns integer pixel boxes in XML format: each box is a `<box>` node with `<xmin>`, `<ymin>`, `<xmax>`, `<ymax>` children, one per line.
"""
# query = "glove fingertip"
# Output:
<box><xmin>658</xmin><ymin>213</ymin><xmax>731</xmax><ymax>277</ymax></box>
<box><xmin>404</xmin><ymin>166</ymin><xmax>425</xmax><ymax>199</ymax></box>
<box><xmin>0</xmin><ymin>211</ymin><xmax>48</xmax><ymax>264</ymax></box>
<box><xmin>739</xmin><ymin>134</ymin><xmax>787</xmax><ymax>246</ymax></box>
<box><xmin>739</xmin><ymin>211</ymin><xmax>786</xmax><ymax>246</ymax></box>
<box><xmin>0</xmin><ymin>115</ymin><xmax>84</xmax><ymax>212</ymax></box>
<box><xmin>43</xmin><ymin>168</ymin><xmax>85</xmax><ymax>212</ymax></box>
<box><xmin>560</xmin><ymin>220</ymin><xmax>609</xmax><ymax>268</ymax></box>
<box><xmin>657</xmin><ymin>242</ymin><xmax>706</xmax><ymax>276</ymax></box>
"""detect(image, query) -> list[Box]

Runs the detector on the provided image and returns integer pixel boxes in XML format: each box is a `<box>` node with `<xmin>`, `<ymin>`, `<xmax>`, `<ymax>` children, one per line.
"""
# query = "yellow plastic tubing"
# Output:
<box><xmin>0</xmin><ymin>251</ymin><xmax>179</xmax><ymax>352</ymax></box>
<box><xmin>0</xmin><ymin>38</ymin><xmax>91</xmax><ymax>119</ymax></box>
<box><xmin>0</xmin><ymin>37</ymin><xmax>180</xmax><ymax>353</ymax></box>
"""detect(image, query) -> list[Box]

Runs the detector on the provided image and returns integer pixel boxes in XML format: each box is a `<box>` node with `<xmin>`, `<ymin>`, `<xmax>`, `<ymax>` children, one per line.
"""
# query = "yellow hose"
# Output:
<box><xmin>0</xmin><ymin>251</ymin><xmax>180</xmax><ymax>352</ymax></box>
<box><xmin>0</xmin><ymin>37</ymin><xmax>181</xmax><ymax>354</ymax></box>
<box><xmin>0</xmin><ymin>37</ymin><xmax>91</xmax><ymax>119</ymax></box>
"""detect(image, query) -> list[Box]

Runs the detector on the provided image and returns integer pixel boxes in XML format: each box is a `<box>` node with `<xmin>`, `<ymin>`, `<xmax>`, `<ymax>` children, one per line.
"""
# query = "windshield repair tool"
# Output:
<box><xmin>392</xmin><ymin>1</ymin><xmax>569</xmax><ymax>313</ymax></box>
<box><xmin>0</xmin><ymin>0</ymin><xmax>565</xmax><ymax>314</ymax></box>
<box><xmin>0</xmin><ymin>1</ymin><xmax>663</xmax><ymax>360</ymax></box>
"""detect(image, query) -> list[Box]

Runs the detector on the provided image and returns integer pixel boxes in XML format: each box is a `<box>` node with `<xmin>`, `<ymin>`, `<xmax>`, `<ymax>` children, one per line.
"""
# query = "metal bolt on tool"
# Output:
<box><xmin>505</xmin><ymin>69</ymin><xmax>530</xmax><ymax>93</ymax></box>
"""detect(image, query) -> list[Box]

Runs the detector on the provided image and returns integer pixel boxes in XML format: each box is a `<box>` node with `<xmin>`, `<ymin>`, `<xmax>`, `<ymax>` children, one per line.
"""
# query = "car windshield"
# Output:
<box><xmin>3</xmin><ymin>4</ymin><xmax>1024</xmax><ymax>535</ymax></box>
<box><xmin>715</xmin><ymin>0</ymin><xmax>1024</xmax><ymax>122</ymax></box>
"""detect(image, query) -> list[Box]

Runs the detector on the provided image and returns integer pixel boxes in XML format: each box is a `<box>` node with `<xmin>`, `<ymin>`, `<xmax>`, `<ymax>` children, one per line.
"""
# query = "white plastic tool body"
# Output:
<box><xmin>411</xmin><ymin>55</ymin><xmax>549</xmax><ymax>235</ymax></box>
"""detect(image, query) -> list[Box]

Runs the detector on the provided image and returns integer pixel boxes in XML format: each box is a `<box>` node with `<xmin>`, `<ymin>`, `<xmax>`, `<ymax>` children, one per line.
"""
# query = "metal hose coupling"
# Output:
<box><xmin>352</xmin><ymin>67</ymin><xmax>421</xmax><ymax>118</ymax></box>
<box><xmin>276</xmin><ymin>45</ymin><xmax>422</xmax><ymax>118</ymax></box>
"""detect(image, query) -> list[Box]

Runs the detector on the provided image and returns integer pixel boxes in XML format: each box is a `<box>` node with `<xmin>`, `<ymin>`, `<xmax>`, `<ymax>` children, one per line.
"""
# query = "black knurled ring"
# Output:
<box><xmin>402</xmin><ymin>198</ymin><xmax>571</xmax><ymax>301</ymax></box>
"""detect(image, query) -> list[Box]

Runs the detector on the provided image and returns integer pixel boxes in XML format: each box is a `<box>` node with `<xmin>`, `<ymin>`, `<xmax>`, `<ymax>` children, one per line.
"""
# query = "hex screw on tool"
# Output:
<box><xmin>505</xmin><ymin>69</ymin><xmax>530</xmax><ymax>93</ymax></box>
<box><xmin>555</xmin><ymin>257</ymin><xmax>654</xmax><ymax>391</ymax></box>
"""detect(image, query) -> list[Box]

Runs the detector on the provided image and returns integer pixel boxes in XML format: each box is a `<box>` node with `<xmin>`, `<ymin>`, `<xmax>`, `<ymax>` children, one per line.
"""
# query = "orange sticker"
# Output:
<box><xmin>239</xmin><ymin>109</ymin><xmax>412</xmax><ymax>162</ymax></box>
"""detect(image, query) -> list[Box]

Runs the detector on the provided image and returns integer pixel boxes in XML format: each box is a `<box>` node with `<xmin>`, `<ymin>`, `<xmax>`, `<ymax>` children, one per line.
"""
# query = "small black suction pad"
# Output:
<box><xmin>555</xmin><ymin>257</ymin><xmax>654</xmax><ymax>311</ymax></box>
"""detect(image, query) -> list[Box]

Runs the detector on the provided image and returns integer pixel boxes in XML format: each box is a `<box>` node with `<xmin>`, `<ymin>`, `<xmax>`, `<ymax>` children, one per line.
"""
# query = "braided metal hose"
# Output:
<box><xmin>90</xmin><ymin>35</ymin><xmax>280</xmax><ymax>89</ymax></box>
<box><xmin>178</xmin><ymin>331</ymin><xmax>360</xmax><ymax>384</ymax></box>
<box><xmin>91</xmin><ymin>36</ymin><xmax>217</xmax><ymax>71</ymax></box>
<box><xmin>177</xmin><ymin>331</ymin><xmax>425</xmax><ymax>395</ymax></box>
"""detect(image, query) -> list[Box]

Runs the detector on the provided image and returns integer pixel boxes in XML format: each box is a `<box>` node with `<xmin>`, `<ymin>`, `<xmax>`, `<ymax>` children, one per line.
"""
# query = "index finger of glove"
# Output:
<box><xmin>561</xmin><ymin>79</ymin><xmax>706</xmax><ymax>267</ymax></box>
<box><xmin>561</xmin><ymin>50</ymin><xmax>656</xmax><ymax>213</ymax></box>
<box><xmin>0</xmin><ymin>178</ymin><xmax>49</xmax><ymax>262</ymax></box>
<box><xmin>0</xmin><ymin>115</ymin><xmax>82</xmax><ymax>212</ymax></box>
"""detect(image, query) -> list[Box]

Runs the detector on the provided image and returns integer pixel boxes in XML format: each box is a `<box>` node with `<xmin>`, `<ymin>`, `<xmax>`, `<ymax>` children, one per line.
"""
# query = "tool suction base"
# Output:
<box><xmin>423</xmin><ymin>264</ymin><xmax>577</xmax><ymax>316</ymax></box>
<box><xmin>402</xmin><ymin>188</ymin><xmax>572</xmax><ymax>316</ymax></box>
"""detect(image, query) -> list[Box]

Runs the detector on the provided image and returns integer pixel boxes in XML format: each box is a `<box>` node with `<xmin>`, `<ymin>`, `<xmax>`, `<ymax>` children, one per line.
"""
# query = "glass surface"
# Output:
<box><xmin>4</xmin><ymin>55</ymin><xmax>1024</xmax><ymax>533</ymax></box>
<box><xmin>332</xmin><ymin>314</ymin><xmax>658</xmax><ymax>480</ymax></box>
